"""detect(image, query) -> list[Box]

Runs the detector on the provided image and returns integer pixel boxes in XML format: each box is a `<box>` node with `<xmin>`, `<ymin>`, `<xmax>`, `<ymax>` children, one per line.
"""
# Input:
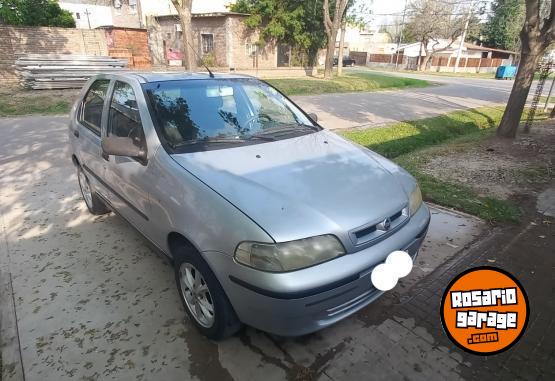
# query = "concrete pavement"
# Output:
<box><xmin>0</xmin><ymin>115</ymin><xmax>488</xmax><ymax>380</ymax></box>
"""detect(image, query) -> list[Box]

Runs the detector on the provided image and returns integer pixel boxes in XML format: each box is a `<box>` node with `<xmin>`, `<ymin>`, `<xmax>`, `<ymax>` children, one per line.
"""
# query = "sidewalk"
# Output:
<box><xmin>362</xmin><ymin>192</ymin><xmax>555</xmax><ymax>380</ymax></box>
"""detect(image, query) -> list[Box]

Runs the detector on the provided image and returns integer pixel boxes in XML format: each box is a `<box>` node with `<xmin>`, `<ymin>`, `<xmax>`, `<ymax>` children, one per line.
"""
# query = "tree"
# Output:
<box><xmin>170</xmin><ymin>0</ymin><xmax>197</xmax><ymax>70</ymax></box>
<box><xmin>405</xmin><ymin>0</ymin><xmax>468</xmax><ymax>71</ymax></box>
<box><xmin>231</xmin><ymin>0</ymin><xmax>327</xmax><ymax>66</ymax></box>
<box><xmin>0</xmin><ymin>0</ymin><xmax>75</xmax><ymax>28</ymax></box>
<box><xmin>323</xmin><ymin>0</ymin><xmax>349</xmax><ymax>79</ymax></box>
<box><xmin>337</xmin><ymin>0</ymin><xmax>372</xmax><ymax>76</ymax></box>
<box><xmin>497</xmin><ymin>0</ymin><xmax>555</xmax><ymax>138</ymax></box>
<box><xmin>481</xmin><ymin>0</ymin><xmax>526</xmax><ymax>52</ymax></box>
<box><xmin>380</xmin><ymin>16</ymin><xmax>415</xmax><ymax>44</ymax></box>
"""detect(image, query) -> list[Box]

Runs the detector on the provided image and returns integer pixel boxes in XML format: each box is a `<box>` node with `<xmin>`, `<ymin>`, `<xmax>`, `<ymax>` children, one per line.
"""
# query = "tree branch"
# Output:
<box><xmin>323</xmin><ymin>0</ymin><xmax>333</xmax><ymax>35</ymax></box>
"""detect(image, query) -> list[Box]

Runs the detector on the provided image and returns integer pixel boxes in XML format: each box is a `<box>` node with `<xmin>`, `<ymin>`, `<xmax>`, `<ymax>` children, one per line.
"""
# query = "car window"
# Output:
<box><xmin>108</xmin><ymin>81</ymin><xmax>145</xmax><ymax>149</ymax></box>
<box><xmin>80</xmin><ymin>79</ymin><xmax>110</xmax><ymax>135</ymax></box>
<box><xmin>144</xmin><ymin>78</ymin><xmax>318</xmax><ymax>153</ymax></box>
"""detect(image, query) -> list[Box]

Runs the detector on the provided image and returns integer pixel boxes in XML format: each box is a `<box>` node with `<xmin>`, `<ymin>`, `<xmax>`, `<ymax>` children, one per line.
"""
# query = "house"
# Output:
<box><xmin>148</xmin><ymin>12</ymin><xmax>281</xmax><ymax>70</ymax></box>
<box><xmin>59</xmin><ymin>0</ymin><xmax>142</xmax><ymax>29</ymax></box>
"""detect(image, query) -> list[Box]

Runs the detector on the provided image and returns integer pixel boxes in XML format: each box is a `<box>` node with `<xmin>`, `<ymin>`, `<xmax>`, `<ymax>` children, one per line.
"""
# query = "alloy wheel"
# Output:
<box><xmin>179</xmin><ymin>262</ymin><xmax>215</xmax><ymax>328</ymax></box>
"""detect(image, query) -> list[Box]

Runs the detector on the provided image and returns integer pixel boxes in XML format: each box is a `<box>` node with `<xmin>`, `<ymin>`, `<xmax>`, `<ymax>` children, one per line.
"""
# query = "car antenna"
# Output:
<box><xmin>185</xmin><ymin>39</ymin><xmax>214</xmax><ymax>78</ymax></box>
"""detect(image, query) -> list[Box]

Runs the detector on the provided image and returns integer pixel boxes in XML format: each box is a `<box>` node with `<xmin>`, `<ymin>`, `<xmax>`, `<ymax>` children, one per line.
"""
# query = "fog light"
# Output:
<box><xmin>385</xmin><ymin>250</ymin><xmax>413</xmax><ymax>278</ymax></box>
<box><xmin>371</xmin><ymin>250</ymin><xmax>413</xmax><ymax>291</ymax></box>
<box><xmin>371</xmin><ymin>263</ymin><xmax>398</xmax><ymax>291</ymax></box>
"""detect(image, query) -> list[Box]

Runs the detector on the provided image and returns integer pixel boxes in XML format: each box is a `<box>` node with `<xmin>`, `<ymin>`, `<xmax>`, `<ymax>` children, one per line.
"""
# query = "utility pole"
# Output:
<box><xmin>453</xmin><ymin>1</ymin><xmax>473</xmax><ymax>73</ymax></box>
<box><xmin>84</xmin><ymin>8</ymin><xmax>92</xmax><ymax>29</ymax></box>
<box><xmin>395</xmin><ymin>0</ymin><xmax>408</xmax><ymax>70</ymax></box>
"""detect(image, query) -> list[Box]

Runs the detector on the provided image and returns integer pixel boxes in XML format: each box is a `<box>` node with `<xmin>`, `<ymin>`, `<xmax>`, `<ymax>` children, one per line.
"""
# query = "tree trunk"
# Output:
<box><xmin>324</xmin><ymin>30</ymin><xmax>337</xmax><ymax>79</ymax></box>
<box><xmin>337</xmin><ymin>20</ymin><xmax>346</xmax><ymax>76</ymax></box>
<box><xmin>323</xmin><ymin>0</ymin><xmax>348</xmax><ymax>80</ymax></box>
<box><xmin>419</xmin><ymin>54</ymin><xmax>431</xmax><ymax>71</ymax></box>
<box><xmin>172</xmin><ymin>0</ymin><xmax>196</xmax><ymax>71</ymax></box>
<box><xmin>417</xmin><ymin>42</ymin><xmax>424</xmax><ymax>71</ymax></box>
<box><xmin>497</xmin><ymin>52</ymin><xmax>539</xmax><ymax>138</ymax></box>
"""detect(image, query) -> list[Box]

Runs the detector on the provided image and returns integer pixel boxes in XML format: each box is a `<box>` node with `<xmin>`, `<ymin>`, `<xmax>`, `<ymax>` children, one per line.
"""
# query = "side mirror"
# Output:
<box><xmin>308</xmin><ymin>113</ymin><xmax>318</xmax><ymax>122</ymax></box>
<box><xmin>101</xmin><ymin>136</ymin><xmax>146</xmax><ymax>161</ymax></box>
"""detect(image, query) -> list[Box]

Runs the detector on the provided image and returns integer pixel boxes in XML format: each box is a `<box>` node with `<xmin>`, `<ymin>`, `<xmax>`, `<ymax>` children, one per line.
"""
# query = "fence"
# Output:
<box><xmin>368</xmin><ymin>53</ymin><xmax>405</xmax><ymax>64</ymax></box>
<box><xmin>431</xmin><ymin>56</ymin><xmax>503</xmax><ymax>68</ymax></box>
<box><xmin>349</xmin><ymin>51</ymin><xmax>368</xmax><ymax>65</ymax></box>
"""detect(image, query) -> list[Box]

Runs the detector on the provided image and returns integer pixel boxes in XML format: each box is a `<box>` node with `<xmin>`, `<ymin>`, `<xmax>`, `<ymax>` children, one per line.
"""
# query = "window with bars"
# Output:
<box><xmin>245</xmin><ymin>43</ymin><xmax>257</xmax><ymax>56</ymax></box>
<box><xmin>201</xmin><ymin>34</ymin><xmax>214</xmax><ymax>54</ymax></box>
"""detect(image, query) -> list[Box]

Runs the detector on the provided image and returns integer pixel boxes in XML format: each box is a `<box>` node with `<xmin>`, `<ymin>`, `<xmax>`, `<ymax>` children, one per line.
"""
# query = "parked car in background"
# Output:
<box><xmin>334</xmin><ymin>56</ymin><xmax>356</xmax><ymax>66</ymax></box>
<box><xmin>69</xmin><ymin>72</ymin><xmax>430</xmax><ymax>340</ymax></box>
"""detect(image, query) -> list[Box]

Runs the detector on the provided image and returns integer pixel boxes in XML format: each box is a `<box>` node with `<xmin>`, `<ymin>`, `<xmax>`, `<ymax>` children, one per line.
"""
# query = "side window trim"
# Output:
<box><xmin>101</xmin><ymin>80</ymin><xmax>117</xmax><ymax>138</ymax></box>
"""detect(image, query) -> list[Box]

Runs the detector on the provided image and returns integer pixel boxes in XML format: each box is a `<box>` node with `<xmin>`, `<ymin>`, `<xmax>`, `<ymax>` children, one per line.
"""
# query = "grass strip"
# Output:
<box><xmin>267</xmin><ymin>72</ymin><xmax>429</xmax><ymax>96</ymax></box>
<box><xmin>341</xmin><ymin>107</ymin><xmax>527</xmax><ymax>223</ymax></box>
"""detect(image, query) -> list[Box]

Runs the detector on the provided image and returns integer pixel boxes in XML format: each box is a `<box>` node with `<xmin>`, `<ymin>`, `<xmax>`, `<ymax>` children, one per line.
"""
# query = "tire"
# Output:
<box><xmin>77</xmin><ymin>166</ymin><xmax>110</xmax><ymax>215</ymax></box>
<box><xmin>174</xmin><ymin>245</ymin><xmax>241</xmax><ymax>340</ymax></box>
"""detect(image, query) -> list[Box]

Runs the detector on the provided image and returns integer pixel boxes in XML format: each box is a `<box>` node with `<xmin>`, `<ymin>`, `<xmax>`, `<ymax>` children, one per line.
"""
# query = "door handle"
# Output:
<box><xmin>73</xmin><ymin>129</ymin><xmax>79</xmax><ymax>138</ymax></box>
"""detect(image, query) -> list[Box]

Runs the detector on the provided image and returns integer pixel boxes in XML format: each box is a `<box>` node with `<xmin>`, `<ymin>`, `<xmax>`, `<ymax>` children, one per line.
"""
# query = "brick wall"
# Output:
<box><xmin>229</xmin><ymin>16</ymin><xmax>277</xmax><ymax>70</ymax></box>
<box><xmin>102</xmin><ymin>27</ymin><xmax>151</xmax><ymax>68</ymax></box>
<box><xmin>192</xmin><ymin>16</ymin><xmax>228</xmax><ymax>67</ymax></box>
<box><xmin>0</xmin><ymin>26</ymin><xmax>109</xmax><ymax>85</ymax></box>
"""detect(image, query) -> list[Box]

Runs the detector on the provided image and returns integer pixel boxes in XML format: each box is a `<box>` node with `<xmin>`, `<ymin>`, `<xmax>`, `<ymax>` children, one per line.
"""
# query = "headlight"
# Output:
<box><xmin>409</xmin><ymin>184</ymin><xmax>423</xmax><ymax>216</ymax></box>
<box><xmin>235</xmin><ymin>235</ymin><xmax>345</xmax><ymax>272</ymax></box>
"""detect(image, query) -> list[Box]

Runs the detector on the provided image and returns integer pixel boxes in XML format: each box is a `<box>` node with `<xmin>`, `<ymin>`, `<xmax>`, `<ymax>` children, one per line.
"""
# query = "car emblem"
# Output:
<box><xmin>377</xmin><ymin>217</ymin><xmax>391</xmax><ymax>231</ymax></box>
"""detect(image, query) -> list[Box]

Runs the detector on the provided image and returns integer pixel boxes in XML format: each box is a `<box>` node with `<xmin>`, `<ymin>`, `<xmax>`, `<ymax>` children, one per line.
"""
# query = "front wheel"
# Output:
<box><xmin>174</xmin><ymin>247</ymin><xmax>241</xmax><ymax>340</ymax></box>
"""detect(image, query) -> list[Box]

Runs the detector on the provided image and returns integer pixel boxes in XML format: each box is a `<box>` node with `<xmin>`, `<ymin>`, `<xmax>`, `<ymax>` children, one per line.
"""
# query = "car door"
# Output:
<box><xmin>74</xmin><ymin>79</ymin><xmax>111</xmax><ymax>195</ymax></box>
<box><xmin>102</xmin><ymin>80</ymin><xmax>152</xmax><ymax>233</ymax></box>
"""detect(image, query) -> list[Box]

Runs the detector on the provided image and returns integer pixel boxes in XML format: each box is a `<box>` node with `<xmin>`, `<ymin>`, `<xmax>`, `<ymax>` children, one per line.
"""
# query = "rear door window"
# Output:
<box><xmin>80</xmin><ymin>79</ymin><xmax>110</xmax><ymax>135</ymax></box>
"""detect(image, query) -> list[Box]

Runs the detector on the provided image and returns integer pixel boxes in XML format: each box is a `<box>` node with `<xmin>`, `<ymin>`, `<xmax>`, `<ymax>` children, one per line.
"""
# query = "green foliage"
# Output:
<box><xmin>481</xmin><ymin>0</ymin><xmax>525</xmax><ymax>51</ymax></box>
<box><xmin>231</xmin><ymin>0</ymin><xmax>326</xmax><ymax>64</ymax></box>
<box><xmin>202</xmin><ymin>52</ymin><xmax>216</xmax><ymax>67</ymax></box>
<box><xmin>341</xmin><ymin>107</ymin><xmax>505</xmax><ymax>158</ymax></box>
<box><xmin>0</xmin><ymin>0</ymin><xmax>76</xmax><ymax>27</ymax></box>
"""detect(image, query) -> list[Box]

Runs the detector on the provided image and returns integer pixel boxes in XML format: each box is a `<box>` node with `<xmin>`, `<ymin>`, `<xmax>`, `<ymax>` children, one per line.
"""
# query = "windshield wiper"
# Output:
<box><xmin>251</xmin><ymin>123</ymin><xmax>318</xmax><ymax>138</ymax></box>
<box><xmin>247</xmin><ymin>135</ymin><xmax>276</xmax><ymax>141</ymax></box>
<box><xmin>171</xmin><ymin>137</ymin><xmax>246</xmax><ymax>149</ymax></box>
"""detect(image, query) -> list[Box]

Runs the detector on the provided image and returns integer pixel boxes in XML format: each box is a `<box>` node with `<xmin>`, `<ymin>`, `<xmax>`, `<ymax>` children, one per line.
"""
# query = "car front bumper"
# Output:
<box><xmin>203</xmin><ymin>204</ymin><xmax>431</xmax><ymax>336</ymax></box>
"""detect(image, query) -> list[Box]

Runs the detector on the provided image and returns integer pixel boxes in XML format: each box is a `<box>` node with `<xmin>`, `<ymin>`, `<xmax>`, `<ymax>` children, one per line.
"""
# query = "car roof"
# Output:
<box><xmin>100</xmin><ymin>71</ymin><xmax>256</xmax><ymax>83</ymax></box>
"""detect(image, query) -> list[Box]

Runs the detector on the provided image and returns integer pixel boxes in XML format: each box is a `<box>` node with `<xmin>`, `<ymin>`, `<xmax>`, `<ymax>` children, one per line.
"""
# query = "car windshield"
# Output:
<box><xmin>143</xmin><ymin>78</ymin><xmax>319</xmax><ymax>153</ymax></box>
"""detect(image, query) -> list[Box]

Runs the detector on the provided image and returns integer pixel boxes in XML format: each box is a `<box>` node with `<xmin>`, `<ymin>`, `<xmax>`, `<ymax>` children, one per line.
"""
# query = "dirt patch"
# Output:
<box><xmin>422</xmin><ymin>121</ymin><xmax>555</xmax><ymax>199</ymax></box>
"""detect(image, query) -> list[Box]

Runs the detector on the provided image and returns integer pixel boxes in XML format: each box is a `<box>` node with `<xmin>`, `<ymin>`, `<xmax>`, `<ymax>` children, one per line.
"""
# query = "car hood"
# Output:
<box><xmin>171</xmin><ymin>130</ymin><xmax>409</xmax><ymax>244</ymax></box>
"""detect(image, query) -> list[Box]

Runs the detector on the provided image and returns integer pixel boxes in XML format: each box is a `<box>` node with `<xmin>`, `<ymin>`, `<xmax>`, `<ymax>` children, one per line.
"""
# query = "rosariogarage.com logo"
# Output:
<box><xmin>440</xmin><ymin>266</ymin><xmax>529</xmax><ymax>355</ymax></box>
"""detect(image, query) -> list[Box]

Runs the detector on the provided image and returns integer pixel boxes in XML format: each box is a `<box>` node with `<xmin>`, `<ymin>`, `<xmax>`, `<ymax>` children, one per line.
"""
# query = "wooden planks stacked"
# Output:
<box><xmin>15</xmin><ymin>54</ymin><xmax>128</xmax><ymax>89</ymax></box>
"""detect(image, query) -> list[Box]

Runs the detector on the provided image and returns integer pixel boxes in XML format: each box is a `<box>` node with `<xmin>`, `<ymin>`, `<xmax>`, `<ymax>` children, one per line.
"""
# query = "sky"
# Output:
<box><xmin>368</xmin><ymin>0</ymin><xmax>408</xmax><ymax>29</ymax></box>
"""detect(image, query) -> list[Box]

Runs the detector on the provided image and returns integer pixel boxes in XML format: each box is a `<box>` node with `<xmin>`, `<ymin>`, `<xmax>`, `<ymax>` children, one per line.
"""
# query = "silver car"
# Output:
<box><xmin>69</xmin><ymin>73</ymin><xmax>430</xmax><ymax>339</ymax></box>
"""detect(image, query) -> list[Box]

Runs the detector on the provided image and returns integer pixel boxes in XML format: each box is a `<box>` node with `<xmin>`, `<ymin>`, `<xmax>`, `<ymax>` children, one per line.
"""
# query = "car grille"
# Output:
<box><xmin>349</xmin><ymin>206</ymin><xmax>409</xmax><ymax>246</ymax></box>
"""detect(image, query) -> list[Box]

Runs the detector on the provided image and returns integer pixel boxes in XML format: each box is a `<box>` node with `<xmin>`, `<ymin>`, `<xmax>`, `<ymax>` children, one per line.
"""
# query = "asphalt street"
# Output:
<box><xmin>293</xmin><ymin>69</ymin><xmax>533</xmax><ymax>130</ymax></box>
